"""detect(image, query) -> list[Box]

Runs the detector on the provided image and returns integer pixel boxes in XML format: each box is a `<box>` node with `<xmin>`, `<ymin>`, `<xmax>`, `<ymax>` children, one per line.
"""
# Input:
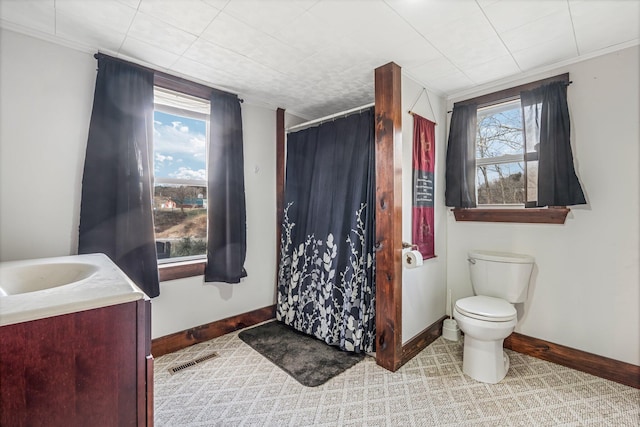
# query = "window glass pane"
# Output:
<box><xmin>153</xmin><ymin>110</ymin><xmax>206</xmax><ymax>181</ymax></box>
<box><xmin>153</xmin><ymin>185</ymin><xmax>207</xmax><ymax>259</ymax></box>
<box><xmin>476</xmin><ymin>100</ymin><xmax>524</xmax><ymax>159</ymax></box>
<box><xmin>152</xmin><ymin>105</ymin><xmax>208</xmax><ymax>262</ymax></box>
<box><xmin>476</xmin><ymin>162</ymin><xmax>525</xmax><ymax>205</ymax></box>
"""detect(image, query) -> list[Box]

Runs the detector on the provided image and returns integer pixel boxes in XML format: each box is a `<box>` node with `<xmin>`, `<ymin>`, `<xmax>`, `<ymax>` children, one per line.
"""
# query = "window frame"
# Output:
<box><xmin>475</xmin><ymin>99</ymin><xmax>528</xmax><ymax>207</ymax></box>
<box><xmin>152</xmin><ymin>73</ymin><xmax>220</xmax><ymax>280</ymax></box>
<box><xmin>451</xmin><ymin>73</ymin><xmax>571</xmax><ymax>224</ymax></box>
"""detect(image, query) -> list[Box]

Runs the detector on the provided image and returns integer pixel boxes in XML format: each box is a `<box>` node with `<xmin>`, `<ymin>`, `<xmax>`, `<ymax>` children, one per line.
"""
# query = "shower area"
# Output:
<box><xmin>274</xmin><ymin>63</ymin><xmax>409</xmax><ymax>370</ymax></box>
<box><xmin>276</xmin><ymin>105</ymin><xmax>376</xmax><ymax>354</ymax></box>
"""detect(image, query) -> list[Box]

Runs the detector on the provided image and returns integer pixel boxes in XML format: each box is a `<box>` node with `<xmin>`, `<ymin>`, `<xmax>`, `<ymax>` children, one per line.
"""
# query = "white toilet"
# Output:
<box><xmin>453</xmin><ymin>250</ymin><xmax>534</xmax><ymax>384</ymax></box>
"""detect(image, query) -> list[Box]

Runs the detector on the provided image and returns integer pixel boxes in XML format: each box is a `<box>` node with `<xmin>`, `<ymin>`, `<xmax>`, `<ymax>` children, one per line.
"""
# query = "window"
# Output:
<box><xmin>447</xmin><ymin>73</ymin><xmax>577</xmax><ymax>224</ymax></box>
<box><xmin>152</xmin><ymin>87</ymin><xmax>210</xmax><ymax>263</ymax></box>
<box><xmin>476</xmin><ymin>99</ymin><xmax>538</xmax><ymax>207</ymax></box>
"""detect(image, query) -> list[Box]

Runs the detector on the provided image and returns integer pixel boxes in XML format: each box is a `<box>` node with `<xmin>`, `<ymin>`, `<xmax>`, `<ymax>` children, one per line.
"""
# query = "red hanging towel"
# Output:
<box><xmin>412</xmin><ymin>114</ymin><xmax>436</xmax><ymax>259</ymax></box>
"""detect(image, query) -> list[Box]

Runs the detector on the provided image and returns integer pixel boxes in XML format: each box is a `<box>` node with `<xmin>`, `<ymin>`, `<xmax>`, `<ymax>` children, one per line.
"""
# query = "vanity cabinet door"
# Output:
<box><xmin>0</xmin><ymin>301</ymin><xmax>150</xmax><ymax>427</ymax></box>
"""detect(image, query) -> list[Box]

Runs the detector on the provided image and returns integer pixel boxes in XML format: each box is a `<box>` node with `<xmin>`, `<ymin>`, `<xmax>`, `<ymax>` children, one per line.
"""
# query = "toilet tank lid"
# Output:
<box><xmin>468</xmin><ymin>250</ymin><xmax>534</xmax><ymax>264</ymax></box>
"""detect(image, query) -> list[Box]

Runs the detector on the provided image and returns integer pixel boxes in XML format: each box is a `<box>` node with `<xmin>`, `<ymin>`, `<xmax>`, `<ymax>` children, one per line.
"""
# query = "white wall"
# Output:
<box><xmin>401</xmin><ymin>75</ymin><xmax>448</xmax><ymax>343</ymax></box>
<box><xmin>0</xmin><ymin>30</ymin><xmax>279</xmax><ymax>339</ymax></box>
<box><xmin>446</xmin><ymin>46</ymin><xmax>640</xmax><ymax>365</ymax></box>
<box><xmin>0</xmin><ymin>29</ymin><xmax>96</xmax><ymax>260</ymax></box>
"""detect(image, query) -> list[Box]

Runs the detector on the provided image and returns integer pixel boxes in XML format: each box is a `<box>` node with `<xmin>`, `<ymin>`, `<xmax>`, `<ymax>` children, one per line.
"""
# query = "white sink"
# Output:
<box><xmin>0</xmin><ymin>262</ymin><xmax>99</xmax><ymax>296</ymax></box>
<box><xmin>0</xmin><ymin>254</ymin><xmax>145</xmax><ymax>326</ymax></box>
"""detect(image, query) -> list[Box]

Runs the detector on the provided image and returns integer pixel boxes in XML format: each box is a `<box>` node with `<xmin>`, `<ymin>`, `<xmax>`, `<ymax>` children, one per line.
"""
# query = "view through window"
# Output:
<box><xmin>475</xmin><ymin>99</ymin><xmax>537</xmax><ymax>205</ymax></box>
<box><xmin>153</xmin><ymin>88</ymin><xmax>209</xmax><ymax>262</ymax></box>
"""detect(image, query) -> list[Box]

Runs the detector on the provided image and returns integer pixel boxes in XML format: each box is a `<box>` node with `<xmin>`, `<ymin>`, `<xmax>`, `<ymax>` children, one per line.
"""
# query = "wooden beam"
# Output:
<box><xmin>505</xmin><ymin>332</ymin><xmax>640</xmax><ymax>389</ymax></box>
<box><xmin>276</xmin><ymin>108</ymin><xmax>286</xmax><ymax>286</ymax></box>
<box><xmin>374</xmin><ymin>62</ymin><xmax>403</xmax><ymax>372</ymax></box>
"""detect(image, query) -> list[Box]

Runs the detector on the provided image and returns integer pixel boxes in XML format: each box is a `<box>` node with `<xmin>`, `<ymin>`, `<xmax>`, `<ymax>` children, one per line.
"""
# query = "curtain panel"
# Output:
<box><xmin>277</xmin><ymin>109</ymin><xmax>376</xmax><ymax>353</ymax></box>
<box><xmin>204</xmin><ymin>92</ymin><xmax>247</xmax><ymax>283</ymax></box>
<box><xmin>445</xmin><ymin>103</ymin><xmax>478</xmax><ymax>208</ymax></box>
<box><xmin>520</xmin><ymin>82</ymin><xmax>586</xmax><ymax>206</ymax></box>
<box><xmin>78</xmin><ymin>56</ymin><xmax>159</xmax><ymax>298</ymax></box>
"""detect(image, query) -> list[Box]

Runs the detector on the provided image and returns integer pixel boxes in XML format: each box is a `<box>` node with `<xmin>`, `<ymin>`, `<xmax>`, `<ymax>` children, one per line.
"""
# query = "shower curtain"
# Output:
<box><xmin>276</xmin><ymin>108</ymin><xmax>376</xmax><ymax>353</ymax></box>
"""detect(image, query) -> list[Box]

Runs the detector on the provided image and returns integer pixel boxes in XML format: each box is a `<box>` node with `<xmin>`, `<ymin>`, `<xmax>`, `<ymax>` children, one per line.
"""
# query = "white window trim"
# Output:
<box><xmin>475</xmin><ymin>153</ymin><xmax>524</xmax><ymax>167</ymax></box>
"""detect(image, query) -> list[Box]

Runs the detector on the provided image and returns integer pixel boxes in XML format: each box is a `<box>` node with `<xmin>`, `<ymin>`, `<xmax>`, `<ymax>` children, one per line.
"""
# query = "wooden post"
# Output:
<box><xmin>374</xmin><ymin>62</ymin><xmax>403</xmax><ymax>371</ymax></box>
<box><xmin>276</xmin><ymin>108</ymin><xmax>285</xmax><ymax>287</ymax></box>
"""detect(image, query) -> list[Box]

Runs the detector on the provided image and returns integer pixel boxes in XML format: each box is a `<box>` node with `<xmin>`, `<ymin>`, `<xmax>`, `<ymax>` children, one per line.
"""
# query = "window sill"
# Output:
<box><xmin>452</xmin><ymin>207</ymin><xmax>570</xmax><ymax>224</ymax></box>
<box><xmin>158</xmin><ymin>259</ymin><xmax>205</xmax><ymax>282</ymax></box>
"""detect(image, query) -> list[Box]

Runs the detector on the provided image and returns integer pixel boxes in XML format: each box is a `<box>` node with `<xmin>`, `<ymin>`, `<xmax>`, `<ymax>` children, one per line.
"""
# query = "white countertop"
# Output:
<box><xmin>0</xmin><ymin>253</ymin><xmax>146</xmax><ymax>327</ymax></box>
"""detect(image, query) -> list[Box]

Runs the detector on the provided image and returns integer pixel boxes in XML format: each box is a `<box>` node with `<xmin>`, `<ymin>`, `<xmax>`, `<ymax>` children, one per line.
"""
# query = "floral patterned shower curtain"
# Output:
<box><xmin>276</xmin><ymin>108</ymin><xmax>376</xmax><ymax>353</ymax></box>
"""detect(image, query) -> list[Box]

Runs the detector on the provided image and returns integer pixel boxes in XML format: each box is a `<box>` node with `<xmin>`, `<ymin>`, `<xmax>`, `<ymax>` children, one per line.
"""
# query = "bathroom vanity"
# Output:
<box><xmin>0</xmin><ymin>254</ymin><xmax>153</xmax><ymax>426</ymax></box>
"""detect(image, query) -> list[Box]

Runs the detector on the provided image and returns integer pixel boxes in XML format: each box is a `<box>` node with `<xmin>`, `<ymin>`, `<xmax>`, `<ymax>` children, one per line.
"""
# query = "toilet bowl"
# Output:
<box><xmin>454</xmin><ymin>296</ymin><xmax>517</xmax><ymax>383</ymax></box>
<box><xmin>455</xmin><ymin>250</ymin><xmax>534</xmax><ymax>384</ymax></box>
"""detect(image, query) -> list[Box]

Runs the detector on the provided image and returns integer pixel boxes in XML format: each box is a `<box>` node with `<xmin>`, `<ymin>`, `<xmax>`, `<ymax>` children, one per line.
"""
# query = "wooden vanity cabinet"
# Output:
<box><xmin>0</xmin><ymin>299</ymin><xmax>153</xmax><ymax>426</ymax></box>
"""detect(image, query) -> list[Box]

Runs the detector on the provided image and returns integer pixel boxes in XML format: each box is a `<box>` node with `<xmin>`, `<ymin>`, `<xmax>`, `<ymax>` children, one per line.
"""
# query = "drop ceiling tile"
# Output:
<box><xmin>463</xmin><ymin>55</ymin><xmax>522</xmax><ymax>85</ymax></box>
<box><xmin>511</xmin><ymin>36</ymin><xmax>578</xmax><ymax>71</ymax></box>
<box><xmin>272</xmin><ymin>11</ymin><xmax>343</xmax><ymax>53</ymax></box>
<box><xmin>445</xmin><ymin>34</ymin><xmax>511</xmax><ymax>69</ymax></box>
<box><xmin>475</xmin><ymin>0</ymin><xmax>501</xmax><ymax>7</ymax></box>
<box><xmin>286</xmin><ymin>43</ymin><xmax>376</xmax><ymax>86</ymax></box>
<box><xmin>427</xmin><ymin>71</ymin><xmax>475</xmax><ymax>94</ymax></box>
<box><xmin>407</xmin><ymin>57</ymin><xmax>462</xmax><ymax>83</ymax></box>
<box><xmin>0</xmin><ymin>0</ymin><xmax>55</xmax><ymax>35</ymax></box>
<box><xmin>117</xmin><ymin>0</ymin><xmax>141</xmax><ymax>9</ymax></box>
<box><xmin>310</xmin><ymin>0</ymin><xmax>418</xmax><ymax>44</ymax></box>
<box><xmin>500</xmin><ymin>12</ymin><xmax>575</xmax><ymax>53</ymax></box>
<box><xmin>222</xmin><ymin>0</ymin><xmax>311</xmax><ymax>35</ymax></box>
<box><xmin>385</xmin><ymin>0</ymin><xmax>481</xmax><ymax>35</ymax></box>
<box><xmin>182</xmin><ymin>36</ymin><xmax>285</xmax><ymax>86</ymax></box>
<box><xmin>480</xmin><ymin>0</ymin><xmax>568</xmax><ymax>33</ymax></box>
<box><xmin>182</xmin><ymin>37</ymin><xmax>241</xmax><ymax>69</ymax></box>
<box><xmin>201</xmin><ymin>0</ymin><xmax>231</xmax><ymax>10</ymax></box>
<box><xmin>138</xmin><ymin>0</ymin><xmax>220</xmax><ymax>35</ymax></box>
<box><xmin>170</xmin><ymin>56</ymin><xmax>237</xmax><ymax>89</ymax></box>
<box><xmin>55</xmin><ymin>11</ymin><xmax>127</xmax><ymax>52</ymax></box>
<box><xmin>119</xmin><ymin>36</ymin><xmax>179</xmax><ymax>69</ymax></box>
<box><xmin>245</xmin><ymin>36</ymin><xmax>311</xmax><ymax>75</ymax></box>
<box><xmin>220</xmin><ymin>62</ymin><xmax>286</xmax><ymax>96</ymax></box>
<box><xmin>127</xmin><ymin>12</ymin><xmax>197</xmax><ymax>55</ymax></box>
<box><xmin>200</xmin><ymin>11</ymin><xmax>264</xmax><ymax>57</ymax></box>
<box><xmin>54</xmin><ymin>0</ymin><xmax>137</xmax><ymax>34</ymax></box>
<box><xmin>362</xmin><ymin>34</ymin><xmax>442</xmax><ymax>70</ymax></box>
<box><xmin>418</xmin><ymin>9</ymin><xmax>500</xmax><ymax>53</ymax></box>
<box><xmin>569</xmin><ymin>0</ymin><xmax>640</xmax><ymax>53</ymax></box>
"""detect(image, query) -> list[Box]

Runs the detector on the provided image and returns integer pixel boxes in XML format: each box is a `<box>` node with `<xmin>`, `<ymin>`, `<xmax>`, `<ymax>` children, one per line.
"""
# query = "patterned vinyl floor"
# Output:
<box><xmin>154</xmin><ymin>328</ymin><xmax>639</xmax><ymax>426</ymax></box>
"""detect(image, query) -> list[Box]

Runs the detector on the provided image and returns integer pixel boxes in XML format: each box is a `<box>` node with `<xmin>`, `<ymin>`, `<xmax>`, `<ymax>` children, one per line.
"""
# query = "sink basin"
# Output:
<box><xmin>0</xmin><ymin>253</ymin><xmax>146</xmax><ymax>327</ymax></box>
<box><xmin>0</xmin><ymin>262</ymin><xmax>100</xmax><ymax>296</ymax></box>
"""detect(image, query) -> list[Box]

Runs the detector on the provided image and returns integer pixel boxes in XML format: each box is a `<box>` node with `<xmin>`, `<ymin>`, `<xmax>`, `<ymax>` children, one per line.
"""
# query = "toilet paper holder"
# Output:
<box><xmin>402</xmin><ymin>241</ymin><xmax>418</xmax><ymax>250</ymax></box>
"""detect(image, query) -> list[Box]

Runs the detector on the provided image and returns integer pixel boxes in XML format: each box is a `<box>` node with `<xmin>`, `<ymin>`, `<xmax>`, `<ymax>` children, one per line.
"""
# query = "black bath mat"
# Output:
<box><xmin>238</xmin><ymin>320</ymin><xmax>365</xmax><ymax>387</ymax></box>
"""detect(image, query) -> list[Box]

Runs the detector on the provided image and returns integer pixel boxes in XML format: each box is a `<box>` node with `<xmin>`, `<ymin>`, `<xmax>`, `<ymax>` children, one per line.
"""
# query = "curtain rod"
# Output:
<box><xmin>286</xmin><ymin>102</ymin><xmax>375</xmax><ymax>133</ymax></box>
<box><xmin>93</xmin><ymin>52</ymin><xmax>243</xmax><ymax>102</ymax></box>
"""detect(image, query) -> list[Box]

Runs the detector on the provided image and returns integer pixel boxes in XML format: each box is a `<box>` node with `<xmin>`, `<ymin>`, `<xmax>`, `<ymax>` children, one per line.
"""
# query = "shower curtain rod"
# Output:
<box><xmin>286</xmin><ymin>102</ymin><xmax>375</xmax><ymax>133</ymax></box>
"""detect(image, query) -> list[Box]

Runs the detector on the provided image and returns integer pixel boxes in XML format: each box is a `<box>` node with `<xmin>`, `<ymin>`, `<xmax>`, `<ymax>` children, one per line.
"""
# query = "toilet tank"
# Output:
<box><xmin>468</xmin><ymin>250</ymin><xmax>535</xmax><ymax>303</ymax></box>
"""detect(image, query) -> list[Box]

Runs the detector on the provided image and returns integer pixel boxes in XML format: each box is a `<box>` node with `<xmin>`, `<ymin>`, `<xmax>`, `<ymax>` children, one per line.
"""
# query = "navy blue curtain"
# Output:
<box><xmin>521</xmin><ymin>82</ymin><xmax>586</xmax><ymax>206</ymax></box>
<box><xmin>276</xmin><ymin>109</ymin><xmax>376</xmax><ymax>353</ymax></box>
<box><xmin>79</xmin><ymin>56</ymin><xmax>159</xmax><ymax>298</ymax></box>
<box><xmin>445</xmin><ymin>103</ymin><xmax>478</xmax><ymax>208</ymax></box>
<box><xmin>204</xmin><ymin>92</ymin><xmax>247</xmax><ymax>283</ymax></box>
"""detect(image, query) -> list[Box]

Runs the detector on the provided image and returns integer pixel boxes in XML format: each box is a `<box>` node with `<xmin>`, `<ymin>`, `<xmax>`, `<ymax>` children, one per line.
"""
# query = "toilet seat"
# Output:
<box><xmin>455</xmin><ymin>296</ymin><xmax>516</xmax><ymax>322</ymax></box>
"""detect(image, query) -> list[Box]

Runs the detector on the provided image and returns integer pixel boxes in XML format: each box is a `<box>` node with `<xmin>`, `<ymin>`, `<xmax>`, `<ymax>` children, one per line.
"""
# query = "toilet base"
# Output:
<box><xmin>462</xmin><ymin>335</ymin><xmax>510</xmax><ymax>384</ymax></box>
